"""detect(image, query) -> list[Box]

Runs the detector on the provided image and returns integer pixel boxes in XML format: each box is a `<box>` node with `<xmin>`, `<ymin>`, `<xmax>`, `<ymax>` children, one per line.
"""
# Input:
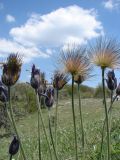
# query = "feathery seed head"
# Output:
<box><xmin>60</xmin><ymin>44</ymin><xmax>87</xmax><ymax>76</ymax></box>
<box><xmin>89</xmin><ymin>37</ymin><xmax>120</xmax><ymax>69</ymax></box>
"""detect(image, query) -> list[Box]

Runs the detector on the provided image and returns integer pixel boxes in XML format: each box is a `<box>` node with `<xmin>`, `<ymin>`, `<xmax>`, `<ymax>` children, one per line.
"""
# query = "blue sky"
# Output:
<box><xmin>0</xmin><ymin>0</ymin><xmax>120</xmax><ymax>87</ymax></box>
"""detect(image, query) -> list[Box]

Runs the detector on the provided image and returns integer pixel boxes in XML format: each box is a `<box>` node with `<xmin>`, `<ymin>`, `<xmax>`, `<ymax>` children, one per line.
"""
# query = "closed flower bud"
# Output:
<box><xmin>30</xmin><ymin>64</ymin><xmax>40</xmax><ymax>90</ymax></box>
<box><xmin>45</xmin><ymin>87</ymin><xmax>54</xmax><ymax>108</ymax></box>
<box><xmin>9</xmin><ymin>136</ymin><xmax>19</xmax><ymax>156</ymax></box>
<box><xmin>116</xmin><ymin>83</ymin><xmax>120</xmax><ymax>95</ymax></box>
<box><xmin>2</xmin><ymin>54</ymin><xmax>22</xmax><ymax>86</ymax></box>
<box><xmin>0</xmin><ymin>81</ymin><xmax>8</xmax><ymax>102</ymax></box>
<box><xmin>106</xmin><ymin>70</ymin><xmax>117</xmax><ymax>90</ymax></box>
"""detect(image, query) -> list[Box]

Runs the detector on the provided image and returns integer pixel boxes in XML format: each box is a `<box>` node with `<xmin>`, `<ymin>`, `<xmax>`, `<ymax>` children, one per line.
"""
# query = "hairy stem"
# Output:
<box><xmin>55</xmin><ymin>89</ymin><xmax>58</xmax><ymax>152</ymax></box>
<box><xmin>100</xmin><ymin>95</ymin><xmax>117</xmax><ymax>160</ymax></box>
<box><xmin>48</xmin><ymin>109</ymin><xmax>58</xmax><ymax>160</ymax></box>
<box><xmin>101</xmin><ymin>68</ymin><xmax>110</xmax><ymax>160</ymax></box>
<box><xmin>72</xmin><ymin>75</ymin><xmax>78</xmax><ymax>160</ymax></box>
<box><xmin>8</xmin><ymin>87</ymin><xmax>26</xmax><ymax>160</ymax></box>
<box><xmin>78</xmin><ymin>84</ymin><xmax>85</xmax><ymax>159</ymax></box>
<box><xmin>36</xmin><ymin>93</ymin><xmax>53</xmax><ymax>160</ymax></box>
<box><xmin>36</xmin><ymin>93</ymin><xmax>42</xmax><ymax>160</ymax></box>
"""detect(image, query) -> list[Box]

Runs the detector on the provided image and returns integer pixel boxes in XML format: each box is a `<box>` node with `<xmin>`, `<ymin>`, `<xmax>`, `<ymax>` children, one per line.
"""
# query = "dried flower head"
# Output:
<box><xmin>2</xmin><ymin>54</ymin><xmax>22</xmax><ymax>86</ymax></box>
<box><xmin>30</xmin><ymin>64</ymin><xmax>40</xmax><ymax>90</ymax></box>
<box><xmin>89</xmin><ymin>37</ymin><xmax>120</xmax><ymax>69</ymax></box>
<box><xmin>60</xmin><ymin>44</ymin><xmax>87</xmax><ymax>76</ymax></box>
<box><xmin>74</xmin><ymin>57</ymin><xmax>93</xmax><ymax>84</ymax></box>
<box><xmin>0</xmin><ymin>81</ymin><xmax>8</xmax><ymax>102</ymax></box>
<box><xmin>106</xmin><ymin>70</ymin><xmax>117</xmax><ymax>90</ymax></box>
<box><xmin>53</xmin><ymin>70</ymin><xmax>70</xmax><ymax>90</ymax></box>
<box><xmin>9</xmin><ymin>136</ymin><xmax>19</xmax><ymax>156</ymax></box>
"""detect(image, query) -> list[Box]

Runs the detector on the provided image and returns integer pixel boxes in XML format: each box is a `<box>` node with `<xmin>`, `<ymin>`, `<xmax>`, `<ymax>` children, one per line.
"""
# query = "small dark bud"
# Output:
<box><xmin>30</xmin><ymin>64</ymin><xmax>40</xmax><ymax>89</ymax></box>
<box><xmin>116</xmin><ymin>83</ymin><xmax>120</xmax><ymax>95</ymax></box>
<box><xmin>45</xmin><ymin>87</ymin><xmax>54</xmax><ymax>108</ymax></box>
<box><xmin>106</xmin><ymin>70</ymin><xmax>117</xmax><ymax>90</ymax></box>
<box><xmin>9</xmin><ymin>136</ymin><xmax>19</xmax><ymax>156</ymax></box>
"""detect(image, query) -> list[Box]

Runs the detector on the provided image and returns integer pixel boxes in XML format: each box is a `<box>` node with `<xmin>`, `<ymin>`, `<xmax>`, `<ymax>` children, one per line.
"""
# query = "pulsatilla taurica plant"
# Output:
<box><xmin>52</xmin><ymin>70</ymin><xmax>70</xmax><ymax>153</ymax></box>
<box><xmin>2</xmin><ymin>54</ymin><xmax>22</xmax><ymax>87</ymax></box>
<box><xmin>30</xmin><ymin>64</ymin><xmax>53</xmax><ymax>160</ymax></box>
<box><xmin>1</xmin><ymin>53</ymin><xmax>26</xmax><ymax>160</ymax></box>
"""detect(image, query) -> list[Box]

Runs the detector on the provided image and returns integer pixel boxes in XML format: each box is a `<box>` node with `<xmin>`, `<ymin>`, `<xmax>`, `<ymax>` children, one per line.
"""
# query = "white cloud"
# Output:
<box><xmin>103</xmin><ymin>0</ymin><xmax>120</xmax><ymax>10</ymax></box>
<box><xmin>6</xmin><ymin>14</ymin><xmax>15</xmax><ymax>22</ymax></box>
<box><xmin>0</xmin><ymin>5</ymin><xmax>103</xmax><ymax>63</ymax></box>
<box><xmin>0</xmin><ymin>39</ymin><xmax>49</xmax><ymax>63</ymax></box>
<box><xmin>10</xmin><ymin>5</ymin><xmax>103</xmax><ymax>47</ymax></box>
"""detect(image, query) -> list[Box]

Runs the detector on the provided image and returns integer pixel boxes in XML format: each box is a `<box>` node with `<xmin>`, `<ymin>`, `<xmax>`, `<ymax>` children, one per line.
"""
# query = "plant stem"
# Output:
<box><xmin>48</xmin><ymin>109</ymin><xmax>58</xmax><ymax>160</ymax></box>
<box><xmin>78</xmin><ymin>84</ymin><xmax>85</xmax><ymax>159</ymax></box>
<box><xmin>37</xmin><ymin>93</ymin><xmax>42</xmax><ymax>160</ymax></box>
<box><xmin>55</xmin><ymin>89</ymin><xmax>58</xmax><ymax>152</ymax></box>
<box><xmin>100</xmin><ymin>95</ymin><xmax>117</xmax><ymax>160</ymax></box>
<box><xmin>101</xmin><ymin>68</ymin><xmax>110</xmax><ymax>160</ymax></box>
<box><xmin>36</xmin><ymin>93</ymin><xmax>53</xmax><ymax>160</ymax></box>
<box><xmin>72</xmin><ymin>75</ymin><xmax>78</xmax><ymax>160</ymax></box>
<box><xmin>9</xmin><ymin>154</ymin><xmax>12</xmax><ymax>160</ymax></box>
<box><xmin>8</xmin><ymin>87</ymin><xmax>26</xmax><ymax>160</ymax></box>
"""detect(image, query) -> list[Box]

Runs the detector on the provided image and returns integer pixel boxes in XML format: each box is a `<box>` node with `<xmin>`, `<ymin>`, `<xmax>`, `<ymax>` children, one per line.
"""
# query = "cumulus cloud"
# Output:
<box><xmin>0</xmin><ymin>5</ymin><xmax>103</xmax><ymax>62</ymax></box>
<box><xmin>0</xmin><ymin>39</ymin><xmax>49</xmax><ymax>62</ymax></box>
<box><xmin>10</xmin><ymin>5</ymin><xmax>103</xmax><ymax>47</ymax></box>
<box><xmin>6</xmin><ymin>14</ymin><xmax>15</xmax><ymax>22</ymax></box>
<box><xmin>103</xmin><ymin>0</ymin><xmax>120</xmax><ymax>10</ymax></box>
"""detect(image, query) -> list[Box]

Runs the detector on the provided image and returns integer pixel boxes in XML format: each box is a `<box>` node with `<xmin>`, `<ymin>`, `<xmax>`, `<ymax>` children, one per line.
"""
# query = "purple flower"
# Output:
<box><xmin>106</xmin><ymin>70</ymin><xmax>117</xmax><ymax>90</ymax></box>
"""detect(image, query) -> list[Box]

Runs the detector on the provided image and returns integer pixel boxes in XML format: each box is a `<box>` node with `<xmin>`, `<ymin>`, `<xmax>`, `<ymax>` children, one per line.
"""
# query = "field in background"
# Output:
<box><xmin>0</xmin><ymin>98</ymin><xmax>120</xmax><ymax>160</ymax></box>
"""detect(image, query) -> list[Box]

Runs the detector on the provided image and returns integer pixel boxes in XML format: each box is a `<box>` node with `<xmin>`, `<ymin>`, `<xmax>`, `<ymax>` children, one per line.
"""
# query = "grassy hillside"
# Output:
<box><xmin>0</xmin><ymin>98</ymin><xmax>120</xmax><ymax>160</ymax></box>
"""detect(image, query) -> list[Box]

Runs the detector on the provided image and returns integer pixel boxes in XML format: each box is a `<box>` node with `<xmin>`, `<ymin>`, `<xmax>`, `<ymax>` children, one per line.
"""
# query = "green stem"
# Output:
<box><xmin>55</xmin><ymin>89</ymin><xmax>58</xmax><ymax>152</ymax></box>
<box><xmin>100</xmin><ymin>95</ymin><xmax>117</xmax><ymax>160</ymax></box>
<box><xmin>8</xmin><ymin>87</ymin><xmax>26</xmax><ymax>160</ymax></box>
<box><xmin>101</xmin><ymin>68</ymin><xmax>110</xmax><ymax>160</ymax></box>
<box><xmin>37</xmin><ymin>93</ymin><xmax>42</xmax><ymax>160</ymax></box>
<box><xmin>78</xmin><ymin>84</ymin><xmax>85</xmax><ymax>159</ymax></box>
<box><xmin>72</xmin><ymin>75</ymin><xmax>78</xmax><ymax>160</ymax></box>
<box><xmin>48</xmin><ymin>109</ymin><xmax>58</xmax><ymax>160</ymax></box>
<box><xmin>9</xmin><ymin>154</ymin><xmax>12</xmax><ymax>160</ymax></box>
<box><xmin>109</xmin><ymin>91</ymin><xmax>113</xmax><ymax>133</ymax></box>
<box><xmin>36</xmin><ymin>93</ymin><xmax>53</xmax><ymax>160</ymax></box>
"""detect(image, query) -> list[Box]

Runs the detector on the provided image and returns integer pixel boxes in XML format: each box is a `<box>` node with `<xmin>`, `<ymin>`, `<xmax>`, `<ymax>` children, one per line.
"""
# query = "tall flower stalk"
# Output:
<box><xmin>74</xmin><ymin>60</ymin><xmax>93</xmax><ymax>159</ymax></box>
<box><xmin>53</xmin><ymin>70</ymin><xmax>69</xmax><ymax>152</ymax></box>
<box><xmin>102</xmin><ymin>67</ymin><xmax>110</xmax><ymax>160</ymax></box>
<box><xmin>1</xmin><ymin>54</ymin><xmax>26</xmax><ymax>160</ymax></box>
<box><xmin>30</xmin><ymin>65</ymin><xmax>53</xmax><ymax>160</ymax></box>
<box><xmin>100</xmin><ymin>70</ymin><xmax>118</xmax><ymax>159</ymax></box>
<box><xmin>41</xmin><ymin>86</ymin><xmax>58</xmax><ymax>159</ymax></box>
<box><xmin>89</xmin><ymin>37</ymin><xmax>120</xmax><ymax>160</ymax></box>
<box><xmin>59</xmin><ymin>44</ymin><xmax>89</xmax><ymax>160</ymax></box>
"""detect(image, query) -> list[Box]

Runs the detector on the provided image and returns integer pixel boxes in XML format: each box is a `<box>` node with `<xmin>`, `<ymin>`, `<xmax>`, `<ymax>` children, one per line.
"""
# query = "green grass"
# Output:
<box><xmin>0</xmin><ymin>98</ymin><xmax>120</xmax><ymax>160</ymax></box>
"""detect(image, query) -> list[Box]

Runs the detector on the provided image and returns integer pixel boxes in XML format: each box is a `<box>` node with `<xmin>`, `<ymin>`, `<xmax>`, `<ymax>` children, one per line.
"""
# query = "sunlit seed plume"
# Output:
<box><xmin>89</xmin><ymin>37</ymin><xmax>120</xmax><ymax>69</ymax></box>
<box><xmin>59</xmin><ymin>44</ymin><xmax>87</xmax><ymax>76</ymax></box>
